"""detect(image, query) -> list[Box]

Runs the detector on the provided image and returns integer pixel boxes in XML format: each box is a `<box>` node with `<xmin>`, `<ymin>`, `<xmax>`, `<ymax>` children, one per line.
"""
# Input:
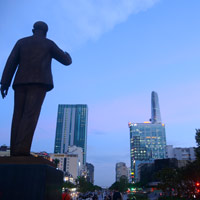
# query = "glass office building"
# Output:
<box><xmin>54</xmin><ymin>104</ymin><xmax>88</xmax><ymax>164</ymax></box>
<box><xmin>129</xmin><ymin>92</ymin><xmax>166</xmax><ymax>182</ymax></box>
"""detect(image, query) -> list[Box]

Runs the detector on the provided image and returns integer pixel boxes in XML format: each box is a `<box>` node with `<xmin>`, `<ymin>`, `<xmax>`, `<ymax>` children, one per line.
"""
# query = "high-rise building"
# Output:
<box><xmin>68</xmin><ymin>146</ymin><xmax>83</xmax><ymax>167</ymax></box>
<box><xmin>116</xmin><ymin>162</ymin><xmax>128</xmax><ymax>182</ymax></box>
<box><xmin>54</xmin><ymin>104</ymin><xmax>88</xmax><ymax>164</ymax></box>
<box><xmin>128</xmin><ymin>91</ymin><xmax>166</xmax><ymax>182</ymax></box>
<box><xmin>50</xmin><ymin>152</ymin><xmax>82</xmax><ymax>182</ymax></box>
<box><xmin>166</xmin><ymin>145</ymin><xmax>196</xmax><ymax>161</ymax></box>
<box><xmin>86</xmin><ymin>163</ymin><xmax>94</xmax><ymax>184</ymax></box>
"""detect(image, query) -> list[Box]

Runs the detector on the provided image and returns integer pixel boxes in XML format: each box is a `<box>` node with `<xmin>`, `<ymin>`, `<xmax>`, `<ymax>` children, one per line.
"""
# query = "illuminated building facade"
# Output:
<box><xmin>129</xmin><ymin>91</ymin><xmax>166</xmax><ymax>182</ymax></box>
<box><xmin>54</xmin><ymin>104</ymin><xmax>88</xmax><ymax>165</ymax></box>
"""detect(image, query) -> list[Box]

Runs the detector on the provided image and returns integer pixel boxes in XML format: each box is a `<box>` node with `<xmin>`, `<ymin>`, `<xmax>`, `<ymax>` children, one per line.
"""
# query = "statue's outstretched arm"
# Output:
<box><xmin>51</xmin><ymin>41</ymin><xmax>72</xmax><ymax>66</ymax></box>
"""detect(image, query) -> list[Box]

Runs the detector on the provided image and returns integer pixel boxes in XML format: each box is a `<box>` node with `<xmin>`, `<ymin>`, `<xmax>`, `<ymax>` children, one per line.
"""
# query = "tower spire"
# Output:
<box><xmin>151</xmin><ymin>91</ymin><xmax>162</xmax><ymax>124</ymax></box>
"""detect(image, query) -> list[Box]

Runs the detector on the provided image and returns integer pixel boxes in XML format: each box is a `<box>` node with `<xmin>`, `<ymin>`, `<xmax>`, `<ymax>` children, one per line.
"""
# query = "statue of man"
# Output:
<box><xmin>0</xmin><ymin>21</ymin><xmax>72</xmax><ymax>156</ymax></box>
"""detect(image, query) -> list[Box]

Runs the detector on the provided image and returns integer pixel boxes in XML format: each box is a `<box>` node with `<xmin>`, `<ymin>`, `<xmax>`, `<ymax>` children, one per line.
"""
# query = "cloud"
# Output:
<box><xmin>0</xmin><ymin>0</ymin><xmax>160</xmax><ymax>51</ymax></box>
<box><xmin>60</xmin><ymin>0</ymin><xmax>160</xmax><ymax>42</ymax></box>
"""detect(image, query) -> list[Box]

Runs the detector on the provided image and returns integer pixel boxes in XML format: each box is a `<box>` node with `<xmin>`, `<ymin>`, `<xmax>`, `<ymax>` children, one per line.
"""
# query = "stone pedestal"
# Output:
<box><xmin>0</xmin><ymin>157</ymin><xmax>63</xmax><ymax>200</ymax></box>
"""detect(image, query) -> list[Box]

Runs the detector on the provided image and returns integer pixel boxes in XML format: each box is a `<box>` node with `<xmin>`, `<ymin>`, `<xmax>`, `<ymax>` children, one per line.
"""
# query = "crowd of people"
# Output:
<box><xmin>62</xmin><ymin>189</ymin><xmax>136</xmax><ymax>200</ymax></box>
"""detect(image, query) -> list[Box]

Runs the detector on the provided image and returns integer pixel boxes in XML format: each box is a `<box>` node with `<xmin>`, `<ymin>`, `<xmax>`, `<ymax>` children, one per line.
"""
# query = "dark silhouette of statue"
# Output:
<box><xmin>0</xmin><ymin>21</ymin><xmax>72</xmax><ymax>156</ymax></box>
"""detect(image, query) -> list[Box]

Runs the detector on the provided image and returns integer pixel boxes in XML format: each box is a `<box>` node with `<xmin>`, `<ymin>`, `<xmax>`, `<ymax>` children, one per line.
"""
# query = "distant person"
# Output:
<box><xmin>92</xmin><ymin>194</ymin><xmax>98</xmax><ymax>200</ymax></box>
<box><xmin>97</xmin><ymin>191</ymin><xmax>103</xmax><ymax>200</ymax></box>
<box><xmin>0</xmin><ymin>21</ymin><xmax>72</xmax><ymax>156</ymax></box>
<box><xmin>112</xmin><ymin>189</ymin><xmax>123</xmax><ymax>200</ymax></box>
<box><xmin>62</xmin><ymin>189</ymin><xmax>71</xmax><ymax>200</ymax></box>
<box><xmin>122</xmin><ymin>193</ymin><xmax>127</xmax><ymax>200</ymax></box>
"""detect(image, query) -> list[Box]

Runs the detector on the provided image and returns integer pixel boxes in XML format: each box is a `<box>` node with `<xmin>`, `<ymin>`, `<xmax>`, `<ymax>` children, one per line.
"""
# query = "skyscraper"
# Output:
<box><xmin>128</xmin><ymin>91</ymin><xmax>166</xmax><ymax>182</ymax></box>
<box><xmin>115</xmin><ymin>162</ymin><xmax>128</xmax><ymax>182</ymax></box>
<box><xmin>54</xmin><ymin>104</ymin><xmax>88</xmax><ymax>164</ymax></box>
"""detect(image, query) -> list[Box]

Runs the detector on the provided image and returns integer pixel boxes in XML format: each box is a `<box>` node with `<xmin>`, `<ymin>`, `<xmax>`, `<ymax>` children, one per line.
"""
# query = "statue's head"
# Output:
<box><xmin>32</xmin><ymin>21</ymin><xmax>48</xmax><ymax>36</ymax></box>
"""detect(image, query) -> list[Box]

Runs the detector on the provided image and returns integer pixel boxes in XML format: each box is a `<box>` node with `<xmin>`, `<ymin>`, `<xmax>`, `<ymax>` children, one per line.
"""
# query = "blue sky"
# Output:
<box><xmin>1</xmin><ymin>0</ymin><xmax>200</xmax><ymax>187</ymax></box>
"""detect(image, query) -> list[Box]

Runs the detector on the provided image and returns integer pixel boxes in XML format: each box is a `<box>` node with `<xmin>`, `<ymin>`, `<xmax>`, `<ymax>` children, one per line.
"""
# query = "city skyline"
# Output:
<box><xmin>1</xmin><ymin>0</ymin><xmax>200</xmax><ymax>187</ymax></box>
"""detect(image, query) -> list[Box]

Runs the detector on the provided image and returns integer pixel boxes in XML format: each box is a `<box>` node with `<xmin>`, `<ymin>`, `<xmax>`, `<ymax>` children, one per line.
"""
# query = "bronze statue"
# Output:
<box><xmin>0</xmin><ymin>21</ymin><xmax>72</xmax><ymax>156</ymax></box>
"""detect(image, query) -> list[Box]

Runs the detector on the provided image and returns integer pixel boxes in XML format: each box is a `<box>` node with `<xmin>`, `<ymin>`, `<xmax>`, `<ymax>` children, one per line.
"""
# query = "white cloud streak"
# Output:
<box><xmin>0</xmin><ymin>0</ymin><xmax>159</xmax><ymax>51</ymax></box>
<box><xmin>60</xmin><ymin>0</ymin><xmax>160</xmax><ymax>41</ymax></box>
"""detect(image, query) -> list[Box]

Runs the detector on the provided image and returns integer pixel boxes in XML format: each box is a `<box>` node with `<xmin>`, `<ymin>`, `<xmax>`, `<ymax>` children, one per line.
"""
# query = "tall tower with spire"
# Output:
<box><xmin>128</xmin><ymin>91</ymin><xmax>166</xmax><ymax>183</ymax></box>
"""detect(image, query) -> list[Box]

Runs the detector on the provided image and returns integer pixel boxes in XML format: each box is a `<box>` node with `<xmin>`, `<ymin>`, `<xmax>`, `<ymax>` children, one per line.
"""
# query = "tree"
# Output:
<box><xmin>109</xmin><ymin>176</ymin><xmax>129</xmax><ymax>192</ymax></box>
<box><xmin>109</xmin><ymin>181</ymin><xmax>120</xmax><ymax>191</ymax></box>
<box><xmin>77</xmin><ymin>176</ymin><xmax>92</xmax><ymax>193</ymax></box>
<box><xmin>195</xmin><ymin>129</ymin><xmax>200</xmax><ymax>161</ymax></box>
<box><xmin>77</xmin><ymin>176</ymin><xmax>102</xmax><ymax>193</ymax></box>
<box><xmin>93</xmin><ymin>185</ymin><xmax>102</xmax><ymax>191</ymax></box>
<box><xmin>53</xmin><ymin>158</ymin><xmax>60</xmax><ymax>168</ymax></box>
<box><xmin>118</xmin><ymin>176</ymin><xmax>129</xmax><ymax>192</ymax></box>
<box><xmin>156</xmin><ymin>167</ymin><xmax>182</xmax><ymax>197</ymax></box>
<box><xmin>63</xmin><ymin>181</ymin><xmax>76</xmax><ymax>189</ymax></box>
<box><xmin>156</xmin><ymin>129</ymin><xmax>200</xmax><ymax>199</ymax></box>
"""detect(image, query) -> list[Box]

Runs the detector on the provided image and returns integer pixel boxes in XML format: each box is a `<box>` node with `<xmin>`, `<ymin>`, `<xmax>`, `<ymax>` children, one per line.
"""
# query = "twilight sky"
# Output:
<box><xmin>1</xmin><ymin>0</ymin><xmax>200</xmax><ymax>187</ymax></box>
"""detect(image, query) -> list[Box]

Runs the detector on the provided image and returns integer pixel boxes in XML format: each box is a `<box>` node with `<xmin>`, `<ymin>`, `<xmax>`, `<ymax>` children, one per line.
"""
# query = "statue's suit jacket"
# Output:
<box><xmin>1</xmin><ymin>34</ymin><xmax>72</xmax><ymax>91</ymax></box>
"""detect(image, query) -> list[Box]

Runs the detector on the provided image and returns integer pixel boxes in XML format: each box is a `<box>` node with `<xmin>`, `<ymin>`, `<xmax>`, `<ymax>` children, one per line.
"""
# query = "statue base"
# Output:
<box><xmin>0</xmin><ymin>156</ymin><xmax>63</xmax><ymax>200</ymax></box>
